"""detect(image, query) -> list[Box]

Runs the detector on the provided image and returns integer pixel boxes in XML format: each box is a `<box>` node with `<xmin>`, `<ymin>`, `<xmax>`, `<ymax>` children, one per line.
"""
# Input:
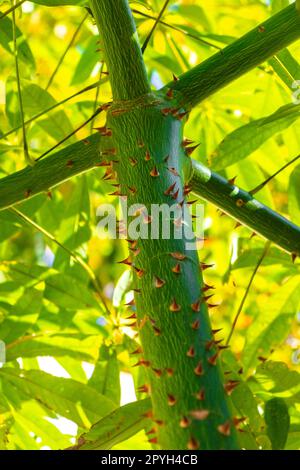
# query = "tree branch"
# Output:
<box><xmin>89</xmin><ymin>0</ymin><xmax>150</xmax><ymax>100</ymax></box>
<box><xmin>189</xmin><ymin>160</ymin><xmax>300</xmax><ymax>257</ymax></box>
<box><xmin>0</xmin><ymin>136</ymin><xmax>299</xmax><ymax>256</ymax></box>
<box><xmin>166</xmin><ymin>3</ymin><xmax>300</xmax><ymax>109</ymax></box>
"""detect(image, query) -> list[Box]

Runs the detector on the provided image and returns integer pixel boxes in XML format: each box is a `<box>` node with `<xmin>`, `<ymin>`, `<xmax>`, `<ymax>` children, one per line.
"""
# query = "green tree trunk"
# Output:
<box><xmin>90</xmin><ymin>0</ymin><xmax>238</xmax><ymax>450</ymax></box>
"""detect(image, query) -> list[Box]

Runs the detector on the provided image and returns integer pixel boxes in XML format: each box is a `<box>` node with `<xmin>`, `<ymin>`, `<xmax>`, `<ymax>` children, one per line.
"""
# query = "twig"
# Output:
<box><xmin>141</xmin><ymin>0</ymin><xmax>170</xmax><ymax>53</ymax></box>
<box><xmin>11</xmin><ymin>0</ymin><xmax>35</xmax><ymax>166</ymax></box>
<box><xmin>226</xmin><ymin>241</ymin><xmax>271</xmax><ymax>346</ymax></box>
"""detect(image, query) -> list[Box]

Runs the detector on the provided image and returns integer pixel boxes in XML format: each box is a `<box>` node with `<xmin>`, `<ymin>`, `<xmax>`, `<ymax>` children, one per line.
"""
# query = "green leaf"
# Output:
<box><xmin>0</xmin><ymin>17</ymin><xmax>35</xmax><ymax>68</ymax></box>
<box><xmin>0</xmin><ymin>368</ymin><xmax>116</xmax><ymax>428</ymax></box>
<box><xmin>6</xmin><ymin>79</ymin><xmax>74</xmax><ymax>141</ymax></box>
<box><xmin>210</xmin><ymin>104</ymin><xmax>300</xmax><ymax>170</ymax></box>
<box><xmin>289</xmin><ymin>165</ymin><xmax>300</xmax><ymax>226</ymax></box>
<box><xmin>265</xmin><ymin>398</ymin><xmax>290</xmax><ymax>450</ymax></box>
<box><xmin>71</xmin><ymin>36</ymin><xmax>100</xmax><ymax>86</ymax></box>
<box><xmin>75</xmin><ymin>399</ymin><xmax>151</xmax><ymax>450</ymax></box>
<box><xmin>6</xmin><ymin>334</ymin><xmax>102</xmax><ymax>362</ymax></box>
<box><xmin>243</xmin><ymin>276</ymin><xmax>300</xmax><ymax>371</ymax></box>
<box><xmin>255</xmin><ymin>361</ymin><xmax>300</xmax><ymax>399</ymax></box>
<box><xmin>232</xmin><ymin>247</ymin><xmax>294</xmax><ymax>270</ymax></box>
<box><xmin>4</xmin><ymin>263</ymin><xmax>99</xmax><ymax>311</ymax></box>
<box><xmin>88</xmin><ymin>347</ymin><xmax>120</xmax><ymax>405</ymax></box>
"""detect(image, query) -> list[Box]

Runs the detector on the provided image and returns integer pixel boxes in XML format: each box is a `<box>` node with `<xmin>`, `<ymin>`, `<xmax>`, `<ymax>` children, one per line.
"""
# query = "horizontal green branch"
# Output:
<box><xmin>189</xmin><ymin>161</ymin><xmax>300</xmax><ymax>257</ymax></box>
<box><xmin>0</xmin><ymin>134</ymin><xmax>102</xmax><ymax>210</ymax></box>
<box><xmin>0</xmin><ymin>135</ymin><xmax>299</xmax><ymax>256</ymax></box>
<box><xmin>166</xmin><ymin>3</ymin><xmax>300</xmax><ymax>109</ymax></box>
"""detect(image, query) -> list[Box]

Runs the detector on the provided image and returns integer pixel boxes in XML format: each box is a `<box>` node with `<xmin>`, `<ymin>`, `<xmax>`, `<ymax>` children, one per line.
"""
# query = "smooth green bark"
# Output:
<box><xmin>166</xmin><ymin>3</ymin><xmax>300</xmax><ymax>109</ymax></box>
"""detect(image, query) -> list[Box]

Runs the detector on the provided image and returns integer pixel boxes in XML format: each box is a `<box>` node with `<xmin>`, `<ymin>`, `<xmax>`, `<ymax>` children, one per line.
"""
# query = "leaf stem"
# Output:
<box><xmin>11</xmin><ymin>0</ymin><xmax>35</xmax><ymax>166</ymax></box>
<box><xmin>141</xmin><ymin>0</ymin><xmax>169</xmax><ymax>53</ymax></box>
<box><xmin>46</xmin><ymin>12</ymin><xmax>88</xmax><ymax>90</ymax></box>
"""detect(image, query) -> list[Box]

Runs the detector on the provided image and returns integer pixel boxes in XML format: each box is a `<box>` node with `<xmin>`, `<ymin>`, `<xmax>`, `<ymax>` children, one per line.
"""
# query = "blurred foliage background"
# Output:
<box><xmin>0</xmin><ymin>0</ymin><xmax>300</xmax><ymax>450</ymax></box>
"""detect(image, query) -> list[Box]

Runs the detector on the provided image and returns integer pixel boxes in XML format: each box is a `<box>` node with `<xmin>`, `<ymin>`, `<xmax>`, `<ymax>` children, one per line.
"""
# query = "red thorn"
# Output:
<box><xmin>102</xmin><ymin>148</ymin><xmax>117</xmax><ymax>156</ymax></box>
<box><xmin>154</xmin><ymin>419</ymin><xmax>164</xmax><ymax>427</ymax></box>
<box><xmin>180</xmin><ymin>416</ymin><xmax>190</xmax><ymax>428</ymax></box>
<box><xmin>128</xmin><ymin>186</ymin><xmax>137</xmax><ymax>195</ymax></box>
<box><xmin>169</xmin><ymin>298</ymin><xmax>181</xmax><ymax>312</ymax></box>
<box><xmin>170</xmin><ymin>252</ymin><xmax>186</xmax><ymax>261</ymax></box>
<box><xmin>130</xmin><ymin>347</ymin><xmax>143</xmax><ymax>355</ymax></box>
<box><xmin>154</xmin><ymin>276</ymin><xmax>166</xmax><ymax>288</ymax></box>
<box><xmin>137</xmin><ymin>384</ymin><xmax>151</xmax><ymax>394</ymax></box>
<box><xmin>133</xmin><ymin>359</ymin><xmax>151</xmax><ymax>368</ymax></box>
<box><xmin>148</xmin><ymin>437</ymin><xmax>158</xmax><ymax>444</ymax></box>
<box><xmin>146</xmin><ymin>427</ymin><xmax>157</xmax><ymax>435</ymax></box>
<box><xmin>150</xmin><ymin>166</ymin><xmax>160</xmax><ymax>177</ymax></box>
<box><xmin>212</xmin><ymin>328</ymin><xmax>223</xmax><ymax>335</ymax></box>
<box><xmin>195</xmin><ymin>389</ymin><xmax>205</xmax><ymax>401</ymax></box>
<box><xmin>166</xmin><ymin>368</ymin><xmax>174</xmax><ymax>377</ymax></box>
<box><xmin>190</xmin><ymin>409</ymin><xmax>210</xmax><ymax>421</ymax></box>
<box><xmin>134</xmin><ymin>267</ymin><xmax>145</xmax><ymax>278</ymax></box>
<box><xmin>118</xmin><ymin>257</ymin><xmax>132</xmax><ymax>266</ymax></box>
<box><xmin>191</xmin><ymin>300</ymin><xmax>201</xmax><ymax>312</ymax></box>
<box><xmin>176</xmin><ymin>111</ymin><xmax>189</xmax><ymax>121</ymax></box>
<box><xmin>125</xmin><ymin>299</ymin><xmax>135</xmax><ymax>307</ymax></box>
<box><xmin>126</xmin><ymin>313</ymin><xmax>137</xmax><ymax>320</ymax></box>
<box><xmin>161</xmin><ymin>107</ymin><xmax>172</xmax><ymax>116</ymax></box>
<box><xmin>194</xmin><ymin>362</ymin><xmax>204</xmax><ymax>376</ymax></box>
<box><xmin>172</xmin><ymin>189</ymin><xmax>180</xmax><ymax>200</ymax></box>
<box><xmin>182</xmin><ymin>138</ymin><xmax>194</xmax><ymax>147</ymax></box>
<box><xmin>152</xmin><ymin>368</ymin><xmax>163</xmax><ymax>378</ymax></box>
<box><xmin>185</xmin><ymin>144</ymin><xmax>200</xmax><ymax>156</ymax></box>
<box><xmin>131</xmin><ymin>248</ymin><xmax>140</xmax><ymax>257</ymax></box>
<box><xmin>224</xmin><ymin>380</ymin><xmax>240</xmax><ymax>395</ymax></box>
<box><xmin>173</xmin><ymin>73</ymin><xmax>179</xmax><ymax>82</ymax></box>
<box><xmin>142</xmin><ymin>410</ymin><xmax>153</xmax><ymax>419</ymax></box>
<box><xmin>183</xmin><ymin>184</ymin><xmax>192</xmax><ymax>196</ymax></box>
<box><xmin>66</xmin><ymin>160</ymin><xmax>74</xmax><ymax>168</ymax></box>
<box><xmin>201</xmin><ymin>262</ymin><xmax>214</xmax><ymax>271</ymax></box>
<box><xmin>145</xmin><ymin>150</ymin><xmax>151</xmax><ymax>161</ymax></box>
<box><xmin>207</xmin><ymin>352</ymin><xmax>219</xmax><ymax>366</ymax></box>
<box><xmin>167</xmin><ymin>394</ymin><xmax>177</xmax><ymax>406</ymax></box>
<box><xmin>227</xmin><ymin>176</ymin><xmax>237</xmax><ymax>185</ymax></box>
<box><xmin>233</xmin><ymin>416</ymin><xmax>247</xmax><ymax>427</ymax></box>
<box><xmin>202</xmin><ymin>284</ymin><xmax>215</xmax><ymax>292</ymax></box>
<box><xmin>167</xmin><ymin>167</ymin><xmax>179</xmax><ymax>177</ymax></box>
<box><xmin>292</xmin><ymin>253</ymin><xmax>298</xmax><ymax>263</ymax></box>
<box><xmin>205</xmin><ymin>340</ymin><xmax>214</xmax><ymax>351</ymax></box>
<box><xmin>94</xmin><ymin>126</ymin><xmax>112</xmax><ymax>137</ymax></box>
<box><xmin>203</xmin><ymin>294</ymin><xmax>214</xmax><ymax>302</ymax></box>
<box><xmin>166</xmin><ymin>88</ymin><xmax>174</xmax><ymax>99</ymax></box>
<box><xmin>187</xmin><ymin>346</ymin><xmax>195</xmax><ymax>358</ymax></box>
<box><xmin>47</xmin><ymin>191</ymin><xmax>52</xmax><ymax>199</ymax></box>
<box><xmin>164</xmin><ymin>182</ymin><xmax>176</xmax><ymax>196</ymax></box>
<box><xmin>172</xmin><ymin>263</ymin><xmax>181</xmax><ymax>274</ymax></box>
<box><xmin>153</xmin><ymin>326</ymin><xmax>161</xmax><ymax>336</ymax></box>
<box><xmin>207</xmin><ymin>303</ymin><xmax>219</xmax><ymax>309</ymax></box>
<box><xmin>191</xmin><ymin>319</ymin><xmax>200</xmax><ymax>330</ymax></box>
<box><xmin>109</xmin><ymin>191</ymin><xmax>124</xmax><ymax>196</ymax></box>
<box><xmin>138</xmin><ymin>141</ymin><xmax>145</xmax><ymax>148</ymax></box>
<box><xmin>98</xmin><ymin>160</ymin><xmax>112</xmax><ymax>167</ymax></box>
<box><xmin>129</xmin><ymin>157</ymin><xmax>138</xmax><ymax>166</ymax></box>
<box><xmin>218</xmin><ymin>421</ymin><xmax>231</xmax><ymax>437</ymax></box>
<box><xmin>187</xmin><ymin>437</ymin><xmax>199</xmax><ymax>450</ymax></box>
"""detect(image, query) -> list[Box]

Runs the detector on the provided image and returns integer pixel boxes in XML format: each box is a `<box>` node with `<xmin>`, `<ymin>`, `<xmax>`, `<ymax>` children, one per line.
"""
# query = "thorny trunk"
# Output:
<box><xmin>90</xmin><ymin>0</ymin><xmax>238</xmax><ymax>450</ymax></box>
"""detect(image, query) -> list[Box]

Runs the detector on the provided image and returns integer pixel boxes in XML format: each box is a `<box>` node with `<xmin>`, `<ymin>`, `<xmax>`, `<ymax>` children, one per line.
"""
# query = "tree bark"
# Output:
<box><xmin>89</xmin><ymin>0</ymin><xmax>238</xmax><ymax>450</ymax></box>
